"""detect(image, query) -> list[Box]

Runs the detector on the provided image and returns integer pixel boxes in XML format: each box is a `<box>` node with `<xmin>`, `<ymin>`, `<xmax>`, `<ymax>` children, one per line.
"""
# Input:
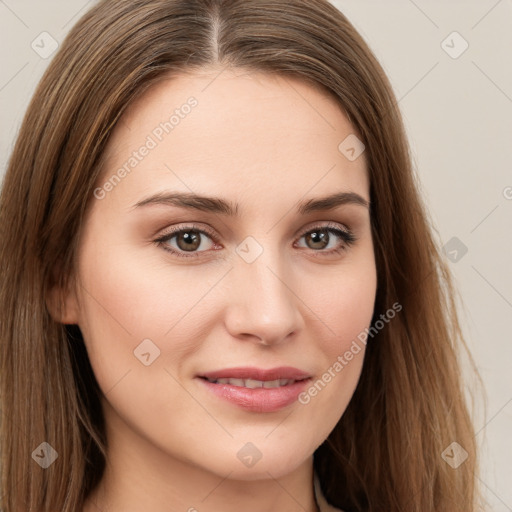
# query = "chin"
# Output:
<box><xmin>217</xmin><ymin>458</ymin><xmax>310</xmax><ymax>482</ymax></box>
<box><xmin>193</xmin><ymin>438</ymin><xmax>314</xmax><ymax>482</ymax></box>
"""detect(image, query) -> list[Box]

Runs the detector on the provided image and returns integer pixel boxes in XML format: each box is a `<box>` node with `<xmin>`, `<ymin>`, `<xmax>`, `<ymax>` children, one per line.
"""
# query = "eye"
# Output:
<box><xmin>155</xmin><ymin>224</ymin><xmax>219</xmax><ymax>258</ymax></box>
<box><xmin>295</xmin><ymin>222</ymin><xmax>357</xmax><ymax>256</ymax></box>
<box><xmin>155</xmin><ymin>221</ymin><xmax>357</xmax><ymax>259</ymax></box>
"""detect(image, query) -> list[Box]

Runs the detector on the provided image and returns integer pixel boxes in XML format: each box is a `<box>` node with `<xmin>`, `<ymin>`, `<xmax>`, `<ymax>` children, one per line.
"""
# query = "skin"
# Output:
<box><xmin>53</xmin><ymin>67</ymin><xmax>377</xmax><ymax>512</ymax></box>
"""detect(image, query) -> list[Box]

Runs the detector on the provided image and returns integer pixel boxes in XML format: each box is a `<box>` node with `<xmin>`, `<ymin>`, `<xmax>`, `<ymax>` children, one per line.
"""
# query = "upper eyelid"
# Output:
<box><xmin>156</xmin><ymin>223</ymin><xmax>219</xmax><ymax>242</ymax></box>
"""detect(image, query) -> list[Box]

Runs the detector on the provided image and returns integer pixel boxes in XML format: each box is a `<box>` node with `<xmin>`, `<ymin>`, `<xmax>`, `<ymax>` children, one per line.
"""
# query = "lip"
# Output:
<box><xmin>199</xmin><ymin>366</ymin><xmax>311</xmax><ymax>381</ymax></box>
<box><xmin>196</xmin><ymin>366</ymin><xmax>312</xmax><ymax>413</ymax></box>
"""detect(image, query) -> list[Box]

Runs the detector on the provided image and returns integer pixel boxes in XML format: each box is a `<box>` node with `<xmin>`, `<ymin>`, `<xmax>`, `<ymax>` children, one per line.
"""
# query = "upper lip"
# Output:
<box><xmin>198</xmin><ymin>366</ymin><xmax>311</xmax><ymax>381</ymax></box>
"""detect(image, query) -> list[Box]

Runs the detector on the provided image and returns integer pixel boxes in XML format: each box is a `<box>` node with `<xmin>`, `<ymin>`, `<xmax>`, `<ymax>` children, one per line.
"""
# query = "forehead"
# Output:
<box><xmin>98</xmin><ymin>68</ymin><xmax>369</xmax><ymax>212</ymax></box>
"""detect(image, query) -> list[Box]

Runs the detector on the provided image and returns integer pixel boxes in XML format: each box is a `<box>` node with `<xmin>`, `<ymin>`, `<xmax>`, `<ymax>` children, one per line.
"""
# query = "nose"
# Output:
<box><xmin>223</xmin><ymin>247</ymin><xmax>304</xmax><ymax>347</ymax></box>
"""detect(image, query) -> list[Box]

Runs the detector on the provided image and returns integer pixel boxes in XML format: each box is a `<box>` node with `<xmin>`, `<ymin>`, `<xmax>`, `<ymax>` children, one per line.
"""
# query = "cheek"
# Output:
<box><xmin>74</xmin><ymin>234</ymin><xmax>229</xmax><ymax>384</ymax></box>
<box><xmin>309</xmin><ymin>258</ymin><xmax>377</xmax><ymax>356</ymax></box>
<box><xmin>292</xmin><ymin>260</ymin><xmax>377</xmax><ymax>429</ymax></box>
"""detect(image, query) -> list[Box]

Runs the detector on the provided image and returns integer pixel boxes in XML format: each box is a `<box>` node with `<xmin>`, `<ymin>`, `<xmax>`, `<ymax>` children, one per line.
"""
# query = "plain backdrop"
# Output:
<box><xmin>1</xmin><ymin>1</ymin><xmax>511</xmax><ymax>510</ymax></box>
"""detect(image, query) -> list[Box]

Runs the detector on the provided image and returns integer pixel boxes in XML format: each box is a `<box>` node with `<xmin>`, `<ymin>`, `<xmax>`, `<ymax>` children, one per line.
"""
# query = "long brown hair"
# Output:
<box><xmin>0</xmin><ymin>1</ymin><xmax>484</xmax><ymax>510</ymax></box>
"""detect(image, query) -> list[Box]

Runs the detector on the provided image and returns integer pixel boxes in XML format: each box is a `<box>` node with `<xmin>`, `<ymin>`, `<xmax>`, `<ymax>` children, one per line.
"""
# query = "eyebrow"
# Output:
<box><xmin>131</xmin><ymin>190</ymin><xmax>370</xmax><ymax>216</ymax></box>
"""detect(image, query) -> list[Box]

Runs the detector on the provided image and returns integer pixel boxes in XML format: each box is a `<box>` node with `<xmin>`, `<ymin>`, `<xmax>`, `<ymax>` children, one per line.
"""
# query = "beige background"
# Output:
<box><xmin>1</xmin><ymin>1</ymin><xmax>511</xmax><ymax>509</ymax></box>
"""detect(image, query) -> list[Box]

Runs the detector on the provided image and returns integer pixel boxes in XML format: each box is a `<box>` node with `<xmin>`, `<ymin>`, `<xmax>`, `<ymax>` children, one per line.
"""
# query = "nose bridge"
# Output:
<box><xmin>225</xmin><ymin>238</ymin><xmax>303</xmax><ymax>344</ymax></box>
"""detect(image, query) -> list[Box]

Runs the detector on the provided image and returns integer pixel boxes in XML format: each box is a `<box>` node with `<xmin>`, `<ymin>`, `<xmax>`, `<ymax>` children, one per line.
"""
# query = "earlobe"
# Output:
<box><xmin>46</xmin><ymin>280</ymin><xmax>80</xmax><ymax>325</ymax></box>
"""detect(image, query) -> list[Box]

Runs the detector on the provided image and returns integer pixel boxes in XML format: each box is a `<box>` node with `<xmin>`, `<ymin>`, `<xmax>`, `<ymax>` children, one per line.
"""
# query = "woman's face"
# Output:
<box><xmin>63</xmin><ymin>67</ymin><xmax>377</xmax><ymax>481</ymax></box>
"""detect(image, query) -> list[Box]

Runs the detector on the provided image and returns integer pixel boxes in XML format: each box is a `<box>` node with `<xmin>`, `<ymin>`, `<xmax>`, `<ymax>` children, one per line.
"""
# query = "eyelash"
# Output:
<box><xmin>154</xmin><ymin>222</ymin><xmax>357</xmax><ymax>259</ymax></box>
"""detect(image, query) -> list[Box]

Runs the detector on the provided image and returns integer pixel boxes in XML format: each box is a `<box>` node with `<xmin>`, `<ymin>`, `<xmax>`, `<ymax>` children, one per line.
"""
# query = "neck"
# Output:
<box><xmin>83</xmin><ymin>401</ymin><xmax>320</xmax><ymax>512</ymax></box>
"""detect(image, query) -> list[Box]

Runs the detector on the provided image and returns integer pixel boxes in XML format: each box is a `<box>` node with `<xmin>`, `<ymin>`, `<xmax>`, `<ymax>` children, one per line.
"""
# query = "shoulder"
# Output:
<box><xmin>313</xmin><ymin>472</ymin><xmax>345</xmax><ymax>512</ymax></box>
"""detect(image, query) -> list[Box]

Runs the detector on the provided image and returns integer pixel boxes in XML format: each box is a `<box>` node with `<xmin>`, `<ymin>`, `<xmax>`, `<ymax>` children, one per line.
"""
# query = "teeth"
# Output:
<box><xmin>208</xmin><ymin>378</ymin><xmax>296</xmax><ymax>388</ymax></box>
<box><xmin>244</xmin><ymin>378</ymin><xmax>262</xmax><ymax>388</ymax></box>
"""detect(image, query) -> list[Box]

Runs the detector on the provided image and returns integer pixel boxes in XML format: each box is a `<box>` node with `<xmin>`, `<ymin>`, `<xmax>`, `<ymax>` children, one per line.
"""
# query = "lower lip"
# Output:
<box><xmin>197</xmin><ymin>378</ymin><xmax>311</xmax><ymax>413</ymax></box>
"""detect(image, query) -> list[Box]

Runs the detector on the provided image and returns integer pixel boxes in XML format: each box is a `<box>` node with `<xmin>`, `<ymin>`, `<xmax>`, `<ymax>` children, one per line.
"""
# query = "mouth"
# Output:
<box><xmin>201</xmin><ymin>377</ymin><xmax>304</xmax><ymax>388</ymax></box>
<box><xmin>196</xmin><ymin>366</ymin><xmax>312</xmax><ymax>412</ymax></box>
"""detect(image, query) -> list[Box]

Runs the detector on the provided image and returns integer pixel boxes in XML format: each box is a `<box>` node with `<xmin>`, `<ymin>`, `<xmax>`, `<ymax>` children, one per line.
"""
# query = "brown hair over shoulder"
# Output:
<box><xmin>0</xmin><ymin>1</ymin><xmax>483</xmax><ymax>510</ymax></box>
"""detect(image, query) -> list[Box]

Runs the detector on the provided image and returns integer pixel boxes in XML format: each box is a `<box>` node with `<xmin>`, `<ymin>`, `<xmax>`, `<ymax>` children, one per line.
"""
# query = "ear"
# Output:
<box><xmin>46</xmin><ymin>276</ymin><xmax>80</xmax><ymax>325</ymax></box>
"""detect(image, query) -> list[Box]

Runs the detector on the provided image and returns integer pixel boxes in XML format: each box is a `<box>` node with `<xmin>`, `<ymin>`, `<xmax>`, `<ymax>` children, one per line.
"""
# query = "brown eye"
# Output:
<box><xmin>156</xmin><ymin>225</ymin><xmax>217</xmax><ymax>258</ymax></box>
<box><xmin>175</xmin><ymin>230</ymin><xmax>202</xmax><ymax>251</ymax></box>
<box><xmin>304</xmin><ymin>229</ymin><xmax>330</xmax><ymax>250</ymax></box>
<box><xmin>295</xmin><ymin>223</ymin><xmax>357</xmax><ymax>256</ymax></box>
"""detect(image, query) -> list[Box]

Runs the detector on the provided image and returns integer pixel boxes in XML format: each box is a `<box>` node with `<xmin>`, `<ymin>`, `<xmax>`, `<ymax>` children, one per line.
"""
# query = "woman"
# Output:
<box><xmin>0</xmin><ymin>1</ymin><xmax>482</xmax><ymax>510</ymax></box>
